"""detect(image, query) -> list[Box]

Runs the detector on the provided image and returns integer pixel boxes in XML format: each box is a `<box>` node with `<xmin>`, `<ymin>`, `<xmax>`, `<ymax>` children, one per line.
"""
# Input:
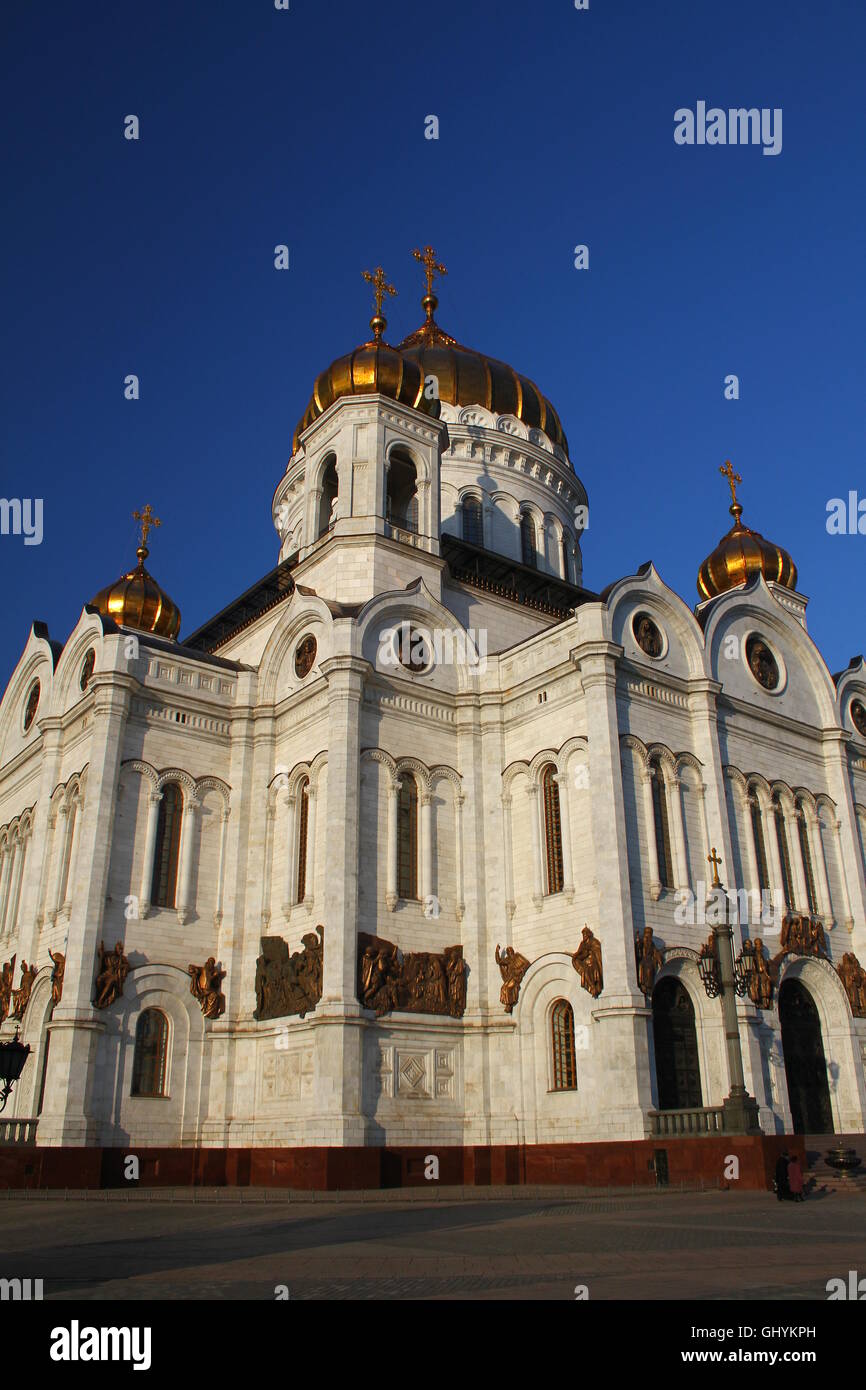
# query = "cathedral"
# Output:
<box><xmin>1</xmin><ymin>248</ymin><xmax>865</xmax><ymax>1188</ymax></box>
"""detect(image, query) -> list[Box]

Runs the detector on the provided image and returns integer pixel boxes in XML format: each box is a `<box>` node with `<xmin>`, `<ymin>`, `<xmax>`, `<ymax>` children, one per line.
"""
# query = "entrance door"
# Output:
<box><xmin>779</xmin><ymin>979</ymin><xmax>833</xmax><ymax>1134</ymax></box>
<box><xmin>652</xmin><ymin>977</ymin><xmax>703</xmax><ymax>1109</ymax></box>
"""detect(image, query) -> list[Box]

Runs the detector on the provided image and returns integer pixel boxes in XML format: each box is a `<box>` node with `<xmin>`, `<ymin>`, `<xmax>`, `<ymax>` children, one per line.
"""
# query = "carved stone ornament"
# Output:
<box><xmin>746</xmin><ymin>634</ymin><xmax>780</xmax><ymax>691</ymax></box>
<box><xmin>93</xmin><ymin>941</ymin><xmax>130</xmax><ymax>1010</ymax></box>
<box><xmin>633</xmin><ymin>611</ymin><xmax>664</xmax><ymax>659</ymax></box>
<box><xmin>294</xmin><ymin>634</ymin><xmax>317</xmax><ymax>679</ymax></box>
<box><xmin>0</xmin><ymin>955</ymin><xmax>16</xmax><ymax>1023</ymax></box>
<box><xmin>11</xmin><ymin>960</ymin><xmax>38</xmax><ymax>1021</ymax></box>
<box><xmin>837</xmin><ymin>952</ymin><xmax>866</xmax><ymax>1018</ymax></box>
<box><xmin>254</xmin><ymin>926</ymin><xmax>323</xmax><ymax>1021</ymax></box>
<box><xmin>188</xmin><ymin>957</ymin><xmax>226</xmax><ymax>1019</ymax></box>
<box><xmin>48</xmin><ymin>949</ymin><xmax>65</xmax><ymax>1008</ymax></box>
<box><xmin>778</xmin><ymin>913</ymin><xmax>828</xmax><ymax>960</ymax></box>
<box><xmin>572</xmin><ymin>925</ymin><xmax>603</xmax><ymax>998</ymax></box>
<box><xmin>634</xmin><ymin>928</ymin><xmax>664</xmax><ymax>996</ymax></box>
<box><xmin>358</xmin><ymin>932</ymin><xmax>466</xmax><ymax>1018</ymax></box>
<box><xmin>495</xmin><ymin>944</ymin><xmax>531</xmax><ymax>1013</ymax></box>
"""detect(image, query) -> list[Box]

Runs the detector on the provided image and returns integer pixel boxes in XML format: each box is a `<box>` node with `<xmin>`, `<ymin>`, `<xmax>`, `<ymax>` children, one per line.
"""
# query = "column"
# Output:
<box><xmin>260</xmin><ymin>801</ymin><xmax>276</xmax><ymax>928</ymax></box>
<box><xmin>501</xmin><ymin>794</ymin><xmax>515</xmax><ymax>919</ymax></box>
<box><xmin>806</xmin><ymin>807</ymin><xmax>833</xmax><ymax>924</ymax></box>
<box><xmin>176</xmin><ymin>797</ymin><xmax>200</xmax><ymax>926</ymax></box>
<box><xmin>6</xmin><ymin>836</ymin><xmax>27</xmax><ymax>935</ymax></box>
<box><xmin>304</xmin><ymin>785</ymin><xmax>318</xmax><ymax>907</ymax></box>
<box><xmin>320</xmin><ymin>655</ymin><xmax>367</xmax><ymax>1005</ymax></box>
<box><xmin>527</xmin><ymin>784</ymin><xmax>543</xmax><ymax>908</ymax></box>
<box><xmin>789</xmin><ymin>806</ymin><xmax>811</xmax><ymax>914</ymax></box>
<box><xmin>385</xmin><ymin>779</ymin><xmax>399</xmax><ymax>911</ymax></box>
<box><xmin>214</xmin><ymin>807</ymin><xmax>230</xmax><ymax>927</ymax></box>
<box><xmin>765</xmin><ymin>794</ymin><xmax>786</xmax><ymax>918</ymax></box>
<box><xmin>420</xmin><ymin>791</ymin><xmax>434</xmax><ymax>904</ymax></box>
<box><xmin>139</xmin><ymin>791</ymin><xmax>162</xmax><ymax>917</ymax></box>
<box><xmin>454</xmin><ymin>792</ymin><xmax>465</xmax><ymax>920</ymax></box>
<box><xmin>668</xmin><ymin>771</ymin><xmax>690</xmax><ymax>891</ymax></box>
<box><xmin>282</xmin><ymin>790</ymin><xmax>296</xmax><ymax>915</ymax></box>
<box><xmin>640</xmin><ymin>771</ymin><xmax>662</xmax><ymax>901</ymax></box>
<box><xmin>832</xmin><ymin>817</ymin><xmax>854</xmax><ymax>930</ymax></box>
<box><xmin>738</xmin><ymin>786</ymin><xmax>761</xmax><ymax>902</ymax></box>
<box><xmin>46</xmin><ymin>809</ymin><xmax>68</xmax><ymax>923</ymax></box>
<box><xmin>554</xmin><ymin>772</ymin><xmax>575</xmax><ymax>899</ymax></box>
<box><xmin>0</xmin><ymin>842</ymin><xmax>15</xmax><ymax>934</ymax></box>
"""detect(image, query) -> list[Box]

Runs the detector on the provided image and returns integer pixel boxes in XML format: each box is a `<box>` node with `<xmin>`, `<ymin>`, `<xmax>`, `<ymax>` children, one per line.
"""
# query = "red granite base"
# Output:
<box><xmin>0</xmin><ymin>1134</ymin><xmax>805</xmax><ymax>1191</ymax></box>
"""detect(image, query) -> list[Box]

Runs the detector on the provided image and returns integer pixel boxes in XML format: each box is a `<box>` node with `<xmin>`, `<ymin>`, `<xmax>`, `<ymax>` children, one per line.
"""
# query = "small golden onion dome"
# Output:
<box><xmin>398</xmin><ymin>293</ymin><xmax>569</xmax><ymax>455</ymax></box>
<box><xmin>90</xmin><ymin>508</ymin><xmax>181</xmax><ymax>640</ymax></box>
<box><xmin>697</xmin><ymin>464</ymin><xmax>797</xmax><ymax>601</ymax></box>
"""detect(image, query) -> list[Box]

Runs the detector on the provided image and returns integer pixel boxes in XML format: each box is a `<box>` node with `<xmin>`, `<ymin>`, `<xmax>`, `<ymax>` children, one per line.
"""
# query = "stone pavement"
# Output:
<box><xmin>1</xmin><ymin>1186</ymin><xmax>863</xmax><ymax>1300</ymax></box>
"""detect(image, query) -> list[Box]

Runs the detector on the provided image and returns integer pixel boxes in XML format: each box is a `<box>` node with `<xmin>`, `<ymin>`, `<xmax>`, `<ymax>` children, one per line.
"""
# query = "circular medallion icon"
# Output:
<box><xmin>294</xmin><ymin>635</ymin><xmax>317</xmax><ymax>679</ymax></box>
<box><xmin>746</xmin><ymin>635</ymin><xmax>780</xmax><ymax>691</ymax></box>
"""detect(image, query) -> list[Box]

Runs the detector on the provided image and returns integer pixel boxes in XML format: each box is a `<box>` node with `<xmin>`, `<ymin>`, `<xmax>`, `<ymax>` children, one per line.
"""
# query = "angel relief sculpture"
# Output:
<box><xmin>495</xmin><ymin>944</ymin><xmax>531</xmax><ymax>1013</ymax></box>
<box><xmin>188</xmin><ymin>958</ymin><xmax>227</xmax><ymax>1019</ymax></box>
<box><xmin>572</xmin><ymin>925</ymin><xmax>603</xmax><ymax>998</ymax></box>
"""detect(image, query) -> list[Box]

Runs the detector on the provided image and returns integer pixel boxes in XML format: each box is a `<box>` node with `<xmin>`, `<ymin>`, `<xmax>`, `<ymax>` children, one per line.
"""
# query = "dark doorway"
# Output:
<box><xmin>652</xmin><ymin>977</ymin><xmax>703</xmax><ymax>1109</ymax></box>
<box><xmin>779</xmin><ymin>979</ymin><xmax>833</xmax><ymax>1134</ymax></box>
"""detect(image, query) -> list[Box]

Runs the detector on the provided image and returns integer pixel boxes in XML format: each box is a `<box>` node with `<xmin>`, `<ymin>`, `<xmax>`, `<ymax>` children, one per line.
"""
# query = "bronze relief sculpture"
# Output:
<box><xmin>93</xmin><ymin>941</ymin><xmax>130</xmax><ymax>1010</ymax></box>
<box><xmin>779</xmin><ymin>913</ymin><xmax>828</xmax><ymax>959</ymax></box>
<box><xmin>572</xmin><ymin>925</ymin><xmax>603</xmax><ymax>998</ymax></box>
<box><xmin>837</xmin><ymin>952</ymin><xmax>866</xmax><ymax>1017</ymax></box>
<box><xmin>188</xmin><ymin>957</ymin><xmax>227</xmax><ymax>1019</ymax></box>
<box><xmin>634</xmin><ymin>927</ymin><xmax>664</xmax><ymax>996</ymax></box>
<box><xmin>743</xmin><ymin>937</ymin><xmax>775</xmax><ymax>1009</ymax></box>
<box><xmin>48</xmin><ymin>948</ymin><xmax>65</xmax><ymax>1007</ymax></box>
<box><xmin>0</xmin><ymin>956</ymin><xmax>16</xmax><ymax>1023</ymax></box>
<box><xmin>11</xmin><ymin>960</ymin><xmax>38</xmax><ymax>1020</ymax></box>
<box><xmin>357</xmin><ymin>932</ymin><xmax>466</xmax><ymax>1018</ymax></box>
<box><xmin>254</xmin><ymin>925</ymin><xmax>323</xmax><ymax>1021</ymax></box>
<box><xmin>495</xmin><ymin>944</ymin><xmax>531</xmax><ymax>1013</ymax></box>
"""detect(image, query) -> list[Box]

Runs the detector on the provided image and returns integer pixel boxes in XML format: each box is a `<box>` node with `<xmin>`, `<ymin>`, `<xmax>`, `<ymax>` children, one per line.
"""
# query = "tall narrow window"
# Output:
<box><xmin>551</xmin><ymin>1000</ymin><xmax>577</xmax><ymax>1091</ymax></box>
<box><xmin>750</xmin><ymin>794</ymin><xmax>771</xmax><ymax>892</ymax></box>
<box><xmin>296</xmin><ymin>778</ymin><xmax>310</xmax><ymax>903</ymax></box>
<box><xmin>462</xmin><ymin>496</ymin><xmax>483</xmax><ymax>546</ymax></box>
<box><xmin>151</xmin><ymin>783</ymin><xmax>183</xmax><ymax>909</ymax></box>
<box><xmin>650</xmin><ymin>757</ymin><xmax>674</xmax><ymax>889</ymax></box>
<box><xmin>773</xmin><ymin>795</ymin><xmax>795</xmax><ymax>912</ymax></box>
<box><xmin>520</xmin><ymin>513</ymin><xmax>537</xmax><ymax>568</ymax></box>
<box><xmin>36</xmin><ymin>1031</ymin><xmax>51</xmax><ymax>1116</ymax></box>
<box><xmin>397</xmin><ymin>774</ymin><xmax>418</xmax><ymax>899</ymax></box>
<box><xmin>132</xmin><ymin>1010</ymin><xmax>169</xmax><ymax>1097</ymax></box>
<box><xmin>561</xmin><ymin>531</ymin><xmax>570</xmax><ymax>581</ymax></box>
<box><xmin>796</xmin><ymin>801</ymin><xmax>818</xmax><ymax>915</ymax></box>
<box><xmin>541</xmin><ymin>764</ymin><xmax>564</xmax><ymax>895</ymax></box>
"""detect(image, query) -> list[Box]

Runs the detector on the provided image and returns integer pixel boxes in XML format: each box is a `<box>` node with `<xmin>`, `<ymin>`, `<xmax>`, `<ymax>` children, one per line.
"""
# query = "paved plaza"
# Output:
<box><xmin>1</xmin><ymin>1185</ymin><xmax>863</xmax><ymax>1300</ymax></box>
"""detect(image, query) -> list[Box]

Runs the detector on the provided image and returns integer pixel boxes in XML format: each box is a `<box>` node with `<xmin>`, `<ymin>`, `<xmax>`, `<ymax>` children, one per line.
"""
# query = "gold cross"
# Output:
<box><xmin>719</xmin><ymin>460</ymin><xmax>742</xmax><ymax>508</ymax></box>
<box><xmin>707</xmin><ymin>847</ymin><xmax>723</xmax><ymax>887</ymax></box>
<box><xmin>132</xmin><ymin>504</ymin><xmax>161</xmax><ymax>550</ymax></box>
<box><xmin>362</xmin><ymin>266</ymin><xmax>397</xmax><ymax>318</ymax></box>
<box><xmin>412</xmin><ymin>245</ymin><xmax>447</xmax><ymax>296</ymax></box>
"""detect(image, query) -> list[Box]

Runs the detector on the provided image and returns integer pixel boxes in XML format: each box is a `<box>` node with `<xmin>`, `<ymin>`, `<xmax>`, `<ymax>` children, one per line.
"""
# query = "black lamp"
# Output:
<box><xmin>0</xmin><ymin>1028</ymin><xmax>31</xmax><ymax>1112</ymax></box>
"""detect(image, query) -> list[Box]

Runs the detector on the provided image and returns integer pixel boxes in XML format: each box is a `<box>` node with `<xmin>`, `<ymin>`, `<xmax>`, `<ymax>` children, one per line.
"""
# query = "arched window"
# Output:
<box><xmin>551</xmin><ymin>1000</ymin><xmax>577</xmax><ymax>1091</ymax></box>
<box><xmin>650</xmin><ymin>757</ymin><xmax>674</xmax><ymax>889</ymax></box>
<box><xmin>541</xmin><ymin>763</ymin><xmax>564</xmax><ymax>895</ymax></box>
<box><xmin>462</xmin><ymin>495</ymin><xmax>483</xmax><ymax>546</ymax></box>
<box><xmin>152</xmin><ymin>783</ymin><xmax>183</xmax><ymax>909</ymax></box>
<box><xmin>317</xmin><ymin>456</ymin><xmax>338</xmax><ymax>538</ymax></box>
<box><xmin>750</xmin><ymin>792</ymin><xmax>771</xmax><ymax>892</ymax></box>
<box><xmin>131</xmin><ymin>1009</ymin><xmax>169</xmax><ymax>1097</ymax></box>
<box><xmin>796</xmin><ymin>800</ymin><xmax>818</xmax><ymax>915</ymax></box>
<box><xmin>397</xmin><ymin>773</ymin><xmax>418</xmax><ymax>899</ymax></box>
<box><xmin>296</xmin><ymin>777</ymin><xmax>310</xmax><ymax>903</ymax></box>
<box><xmin>387</xmin><ymin>451</ymin><xmax>419</xmax><ymax>535</ymax></box>
<box><xmin>520</xmin><ymin>513</ymin><xmax>537</xmax><ymax>568</ymax></box>
<box><xmin>773</xmin><ymin>794</ymin><xmax>795</xmax><ymax>912</ymax></box>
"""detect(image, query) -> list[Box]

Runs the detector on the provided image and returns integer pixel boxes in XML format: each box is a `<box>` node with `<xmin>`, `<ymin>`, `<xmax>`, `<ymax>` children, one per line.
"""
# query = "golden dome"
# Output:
<box><xmin>697</xmin><ymin>463</ymin><xmax>797</xmax><ymax>601</ymax></box>
<box><xmin>398</xmin><ymin>292</ymin><xmax>569</xmax><ymax>454</ymax></box>
<box><xmin>90</xmin><ymin>506</ymin><xmax>181</xmax><ymax>640</ymax></box>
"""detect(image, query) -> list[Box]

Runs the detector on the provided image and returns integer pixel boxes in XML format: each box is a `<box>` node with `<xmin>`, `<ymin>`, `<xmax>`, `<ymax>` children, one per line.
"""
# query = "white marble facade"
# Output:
<box><xmin>2</xmin><ymin>385</ymin><xmax>866</xmax><ymax>1152</ymax></box>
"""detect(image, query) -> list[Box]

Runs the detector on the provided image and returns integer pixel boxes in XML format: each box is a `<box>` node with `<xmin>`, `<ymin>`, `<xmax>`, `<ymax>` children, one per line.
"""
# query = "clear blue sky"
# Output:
<box><xmin>2</xmin><ymin>0</ymin><xmax>864</xmax><ymax>688</ymax></box>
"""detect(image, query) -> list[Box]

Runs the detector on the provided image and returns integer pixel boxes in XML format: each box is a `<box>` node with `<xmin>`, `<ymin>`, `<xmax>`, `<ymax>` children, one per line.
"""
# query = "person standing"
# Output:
<box><xmin>787</xmin><ymin>1154</ymin><xmax>805</xmax><ymax>1202</ymax></box>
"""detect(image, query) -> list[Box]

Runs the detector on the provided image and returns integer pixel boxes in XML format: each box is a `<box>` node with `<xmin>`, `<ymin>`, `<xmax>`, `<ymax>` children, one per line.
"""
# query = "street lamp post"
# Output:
<box><xmin>0</xmin><ymin>1027</ymin><xmax>31</xmax><ymax>1112</ymax></box>
<box><xmin>704</xmin><ymin>849</ymin><xmax>762</xmax><ymax>1135</ymax></box>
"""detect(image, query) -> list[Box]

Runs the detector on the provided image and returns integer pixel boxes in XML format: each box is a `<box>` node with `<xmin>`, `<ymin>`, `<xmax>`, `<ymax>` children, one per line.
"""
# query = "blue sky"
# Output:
<box><xmin>2</xmin><ymin>0</ymin><xmax>864</xmax><ymax>687</ymax></box>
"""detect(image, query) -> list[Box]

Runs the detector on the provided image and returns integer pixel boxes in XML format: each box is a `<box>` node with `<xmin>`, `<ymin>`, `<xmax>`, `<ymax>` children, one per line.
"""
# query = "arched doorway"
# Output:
<box><xmin>652</xmin><ymin>977</ymin><xmax>703</xmax><ymax>1109</ymax></box>
<box><xmin>779</xmin><ymin>979</ymin><xmax>833</xmax><ymax>1134</ymax></box>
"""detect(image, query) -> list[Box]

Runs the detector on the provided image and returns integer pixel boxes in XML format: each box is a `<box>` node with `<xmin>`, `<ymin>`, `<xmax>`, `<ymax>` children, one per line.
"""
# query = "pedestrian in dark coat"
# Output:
<box><xmin>787</xmin><ymin>1155</ymin><xmax>805</xmax><ymax>1201</ymax></box>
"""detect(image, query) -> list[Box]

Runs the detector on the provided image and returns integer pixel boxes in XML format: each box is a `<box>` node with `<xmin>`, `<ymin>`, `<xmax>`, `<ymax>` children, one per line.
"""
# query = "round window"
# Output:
<box><xmin>632</xmin><ymin>611</ymin><xmax>664</xmax><ymax>659</ymax></box>
<box><xmin>745</xmin><ymin>635</ymin><xmax>780</xmax><ymax>691</ymax></box>
<box><xmin>397</xmin><ymin>624</ymin><xmax>433</xmax><ymax>673</ymax></box>
<box><xmin>23</xmin><ymin>679</ymin><xmax>40</xmax><ymax>732</ymax></box>
<box><xmin>80</xmin><ymin>648</ymin><xmax>96</xmax><ymax>692</ymax></box>
<box><xmin>850</xmin><ymin>699</ymin><xmax>866</xmax><ymax>737</ymax></box>
<box><xmin>294</xmin><ymin>635</ymin><xmax>317</xmax><ymax>679</ymax></box>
